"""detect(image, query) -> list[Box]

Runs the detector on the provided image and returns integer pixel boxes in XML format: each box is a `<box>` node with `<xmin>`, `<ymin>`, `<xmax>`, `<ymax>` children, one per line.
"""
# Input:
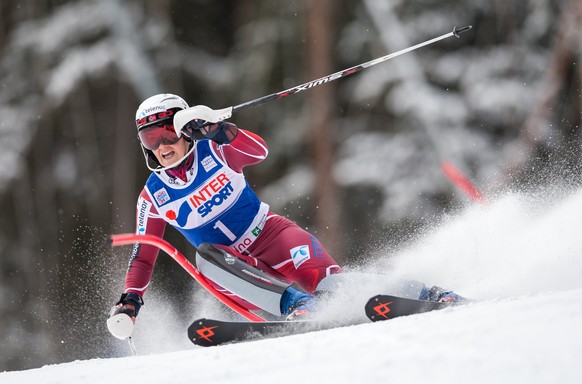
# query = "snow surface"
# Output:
<box><xmin>2</xmin><ymin>188</ymin><xmax>582</xmax><ymax>383</ymax></box>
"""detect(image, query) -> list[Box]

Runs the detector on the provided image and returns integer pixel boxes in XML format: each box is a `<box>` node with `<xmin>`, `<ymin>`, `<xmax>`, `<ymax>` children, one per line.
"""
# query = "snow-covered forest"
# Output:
<box><xmin>0</xmin><ymin>0</ymin><xmax>580</xmax><ymax>372</ymax></box>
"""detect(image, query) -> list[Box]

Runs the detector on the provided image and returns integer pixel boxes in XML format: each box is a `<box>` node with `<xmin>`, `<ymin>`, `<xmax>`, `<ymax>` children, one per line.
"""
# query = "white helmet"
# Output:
<box><xmin>135</xmin><ymin>93</ymin><xmax>189</xmax><ymax>131</ymax></box>
<box><xmin>135</xmin><ymin>93</ymin><xmax>195</xmax><ymax>172</ymax></box>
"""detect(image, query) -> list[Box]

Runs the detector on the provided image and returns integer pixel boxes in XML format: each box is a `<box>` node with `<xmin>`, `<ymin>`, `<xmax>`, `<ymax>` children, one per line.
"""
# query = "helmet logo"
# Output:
<box><xmin>138</xmin><ymin>105</ymin><xmax>166</xmax><ymax>119</ymax></box>
<box><xmin>143</xmin><ymin>105</ymin><xmax>165</xmax><ymax>114</ymax></box>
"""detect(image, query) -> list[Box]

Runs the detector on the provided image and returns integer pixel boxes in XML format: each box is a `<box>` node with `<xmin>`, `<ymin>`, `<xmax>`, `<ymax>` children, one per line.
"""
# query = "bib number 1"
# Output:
<box><xmin>213</xmin><ymin>220</ymin><xmax>237</xmax><ymax>241</ymax></box>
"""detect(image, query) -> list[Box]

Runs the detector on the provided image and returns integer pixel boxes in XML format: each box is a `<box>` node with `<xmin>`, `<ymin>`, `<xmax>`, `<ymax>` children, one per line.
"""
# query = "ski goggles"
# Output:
<box><xmin>138</xmin><ymin>122</ymin><xmax>181</xmax><ymax>151</ymax></box>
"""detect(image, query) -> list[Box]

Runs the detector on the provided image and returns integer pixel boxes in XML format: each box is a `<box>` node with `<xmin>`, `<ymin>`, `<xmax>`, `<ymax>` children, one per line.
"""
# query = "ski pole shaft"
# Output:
<box><xmin>232</xmin><ymin>25</ymin><xmax>471</xmax><ymax>113</ymax></box>
<box><xmin>173</xmin><ymin>26</ymin><xmax>471</xmax><ymax>129</ymax></box>
<box><xmin>127</xmin><ymin>336</ymin><xmax>137</xmax><ymax>356</ymax></box>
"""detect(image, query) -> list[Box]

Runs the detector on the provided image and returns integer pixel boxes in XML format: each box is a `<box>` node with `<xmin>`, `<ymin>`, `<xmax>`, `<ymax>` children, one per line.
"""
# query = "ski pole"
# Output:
<box><xmin>127</xmin><ymin>336</ymin><xmax>137</xmax><ymax>356</ymax></box>
<box><xmin>175</xmin><ymin>25</ymin><xmax>472</xmax><ymax>125</ymax></box>
<box><xmin>233</xmin><ymin>25</ymin><xmax>471</xmax><ymax>112</ymax></box>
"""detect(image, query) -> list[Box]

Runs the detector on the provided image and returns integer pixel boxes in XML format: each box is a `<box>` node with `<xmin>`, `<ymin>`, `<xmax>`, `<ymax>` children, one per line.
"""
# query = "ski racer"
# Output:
<box><xmin>108</xmin><ymin>93</ymin><xmax>464</xmax><ymax>339</ymax></box>
<box><xmin>108</xmin><ymin>93</ymin><xmax>341</xmax><ymax>331</ymax></box>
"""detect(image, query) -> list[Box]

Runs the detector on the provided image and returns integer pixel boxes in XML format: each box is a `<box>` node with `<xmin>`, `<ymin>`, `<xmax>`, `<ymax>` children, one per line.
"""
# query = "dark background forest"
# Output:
<box><xmin>0</xmin><ymin>0</ymin><xmax>580</xmax><ymax>371</ymax></box>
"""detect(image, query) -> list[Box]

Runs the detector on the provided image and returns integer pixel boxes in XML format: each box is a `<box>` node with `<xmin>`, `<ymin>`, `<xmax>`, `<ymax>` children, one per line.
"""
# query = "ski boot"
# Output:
<box><xmin>419</xmin><ymin>285</ymin><xmax>466</xmax><ymax>303</ymax></box>
<box><xmin>281</xmin><ymin>286</ymin><xmax>317</xmax><ymax>321</ymax></box>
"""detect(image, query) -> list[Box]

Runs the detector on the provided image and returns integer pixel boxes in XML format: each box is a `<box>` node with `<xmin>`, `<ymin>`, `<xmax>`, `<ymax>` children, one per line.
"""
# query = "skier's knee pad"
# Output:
<box><xmin>195</xmin><ymin>243</ymin><xmax>289</xmax><ymax>316</ymax></box>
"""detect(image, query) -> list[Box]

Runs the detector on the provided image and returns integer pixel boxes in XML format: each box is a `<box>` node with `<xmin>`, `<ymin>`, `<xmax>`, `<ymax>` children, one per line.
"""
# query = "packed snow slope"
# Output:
<box><xmin>2</xmin><ymin>188</ymin><xmax>582</xmax><ymax>383</ymax></box>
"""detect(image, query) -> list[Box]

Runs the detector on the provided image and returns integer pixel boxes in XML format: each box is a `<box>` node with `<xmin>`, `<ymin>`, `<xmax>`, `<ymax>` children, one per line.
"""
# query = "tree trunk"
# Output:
<box><xmin>578</xmin><ymin>0</ymin><xmax>582</xmax><ymax>159</ymax></box>
<box><xmin>307</xmin><ymin>0</ymin><xmax>342</xmax><ymax>261</ymax></box>
<box><xmin>499</xmin><ymin>0</ymin><xmax>578</xmax><ymax>185</ymax></box>
<box><xmin>112</xmin><ymin>83</ymin><xmax>137</xmax><ymax>232</ymax></box>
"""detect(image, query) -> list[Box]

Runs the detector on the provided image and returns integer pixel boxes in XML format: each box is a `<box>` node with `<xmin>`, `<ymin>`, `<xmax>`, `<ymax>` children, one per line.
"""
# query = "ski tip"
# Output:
<box><xmin>453</xmin><ymin>25</ymin><xmax>472</xmax><ymax>38</ymax></box>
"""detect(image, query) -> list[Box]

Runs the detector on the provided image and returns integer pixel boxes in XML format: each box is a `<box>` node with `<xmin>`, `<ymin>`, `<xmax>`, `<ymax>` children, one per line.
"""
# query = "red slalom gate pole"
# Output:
<box><xmin>441</xmin><ymin>162</ymin><xmax>485</xmax><ymax>204</ymax></box>
<box><xmin>110</xmin><ymin>233</ymin><xmax>266</xmax><ymax>322</ymax></box>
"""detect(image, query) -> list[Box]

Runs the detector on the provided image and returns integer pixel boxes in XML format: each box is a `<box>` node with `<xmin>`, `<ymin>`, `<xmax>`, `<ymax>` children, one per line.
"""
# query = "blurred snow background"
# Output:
<box><xmin>0</xmin><ymin>0</ymin><xmax>580</xmax><ymax>372</ymax></box>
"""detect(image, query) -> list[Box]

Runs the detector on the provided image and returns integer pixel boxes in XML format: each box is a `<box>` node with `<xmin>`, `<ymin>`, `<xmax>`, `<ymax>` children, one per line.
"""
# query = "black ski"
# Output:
<box><xmin>189</xmin><ymin>294</ymin><xmax>464</xmax><ymax>346</ymax></box>
<box><xmin>365</xmin><ymin>294</ymin><xmax>459</xmax><ymax>322</ymax></box>
<box><xmin>188</xmin><ymin>318</ymin><xmax>331</xmax><ymax>347</ymax></box>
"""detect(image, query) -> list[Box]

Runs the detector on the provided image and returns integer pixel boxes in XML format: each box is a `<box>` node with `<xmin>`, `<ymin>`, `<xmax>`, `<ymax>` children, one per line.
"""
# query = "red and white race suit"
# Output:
<box><xmin>124</xmin><ymin>128</ymin><xmax>341</xmax><ymax>308</ymax></box>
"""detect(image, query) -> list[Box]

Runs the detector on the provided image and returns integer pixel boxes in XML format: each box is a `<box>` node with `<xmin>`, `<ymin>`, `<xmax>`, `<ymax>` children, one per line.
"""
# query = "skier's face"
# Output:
<box><xmin>138</xmin><ymin>121</ymin><xmax>190</xmax><ymax>167</ymax></box>
<box><xmin>152</xmin><ymin>134</ymin><xmax>190</xmax><ymax>167</ymax></box>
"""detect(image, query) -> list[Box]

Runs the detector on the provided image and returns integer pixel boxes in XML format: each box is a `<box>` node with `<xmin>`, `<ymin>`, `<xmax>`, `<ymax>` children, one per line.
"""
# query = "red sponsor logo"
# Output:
<box><xmin>234</xmin><ymin>236</ymin><xmax>253</xmax><ymax>253</ymax></box>
<box><xmin>241</xmin><ymin>269</ymin><xmax>273</xmax><ymax>285</ymax></box>
<box><xmin>189</xmin><ymin>173</ymin><xmax>231</xmax><ymax>209</ymax></box>
<box><xmin>196</xmin><ymin>325</ymin><xmax>218</xmax><ymax>342</ymax></box>
<box><xmin>373</xmin><ymin>301</ymin><xmax>393</xmax><ymax>319</ymax></box>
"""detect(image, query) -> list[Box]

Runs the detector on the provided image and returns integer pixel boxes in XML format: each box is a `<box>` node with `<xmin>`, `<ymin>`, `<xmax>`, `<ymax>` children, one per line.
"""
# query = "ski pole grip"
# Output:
<box><xmin>174</xmin><ymin>106</ymin><xmax>233</xmax><ymax>136</ymax></box>
<box><xmin>107</xmin><ymin>313</ymin><xmax>135</xmax><ymax>340</ymax></box>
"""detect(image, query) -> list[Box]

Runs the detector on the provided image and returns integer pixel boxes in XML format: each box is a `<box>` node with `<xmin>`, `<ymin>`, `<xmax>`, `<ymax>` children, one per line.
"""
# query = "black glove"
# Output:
<box><xmin>109</xmin><ymin>292</ymin><xmax>144</xmax><ymax>320</ymax></box>
<box><xmin>184</xmin><ymin>120</ymin><xmax>238</xmax><ymax>144</ymax></box>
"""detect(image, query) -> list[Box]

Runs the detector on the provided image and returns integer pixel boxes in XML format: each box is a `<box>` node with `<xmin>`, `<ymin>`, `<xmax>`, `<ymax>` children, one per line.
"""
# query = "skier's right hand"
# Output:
<box><xmin>107</xmin><ymin>292</ymin><xmax>143</xmax><ymax>340</ymax></box>
<box><xmin>173</xmin><ymin>104</ymin><xmax>233</xmax><ymax>137</ymax></box>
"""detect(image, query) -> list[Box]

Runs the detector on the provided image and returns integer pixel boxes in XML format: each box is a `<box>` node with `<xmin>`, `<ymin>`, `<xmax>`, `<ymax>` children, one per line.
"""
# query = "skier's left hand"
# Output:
<box><xmin>197</xmin><ymin>121</ymin><xmax>238</xmax><ymax>144</ymax></box>
<box><xmin>107</xmin><ymin>292</ymin><xmax>143</xmax><ymax>339</ymax></box>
